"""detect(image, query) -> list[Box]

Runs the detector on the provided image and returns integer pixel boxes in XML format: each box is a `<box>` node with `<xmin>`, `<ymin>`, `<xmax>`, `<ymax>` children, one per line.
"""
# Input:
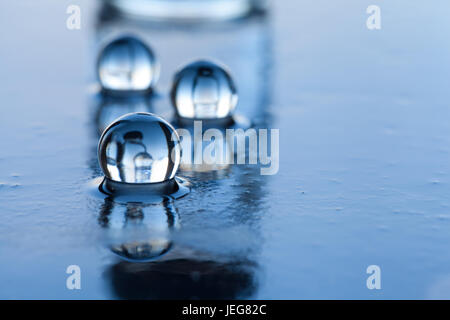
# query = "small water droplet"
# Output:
<box><xmin>97</xmin><ymin>36</ymin><xmax>159</xmax><ymax>93</ymax></box>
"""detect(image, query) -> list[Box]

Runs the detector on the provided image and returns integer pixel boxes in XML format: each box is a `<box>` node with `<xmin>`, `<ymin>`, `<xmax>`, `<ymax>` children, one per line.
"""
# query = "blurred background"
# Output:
<box><xmin>1</xmin><ymin>0</ymin><xmax>450</xmax><ymax>299</ymax></box>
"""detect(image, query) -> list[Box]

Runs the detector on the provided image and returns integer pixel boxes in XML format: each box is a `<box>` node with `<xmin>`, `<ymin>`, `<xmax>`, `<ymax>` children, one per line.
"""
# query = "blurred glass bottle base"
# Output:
<box><xmin>102</xmin><ymin>0</ymin><xmax>267</xmax><ymax>21</ymax></box>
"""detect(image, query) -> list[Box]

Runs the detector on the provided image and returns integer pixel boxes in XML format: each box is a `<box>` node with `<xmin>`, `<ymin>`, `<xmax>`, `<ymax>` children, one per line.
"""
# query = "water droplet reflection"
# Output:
<box><xmin>178</xmin><ymin>128</ymin><xmax>233</xmax><ymax>174</ymax></box>
<box><xmin>106</xmin><ymin>255</ymin><xmax>258</xmax><ymax>299</ymax></box>
<box><xmin>99</xmin><ymin>198</ymin><xmax>179</xmax><ymax>262</ymax></box>
<box><xmin>92</xmin><ymin>3</ymin><xmax>272</xmax><ymax>300</ymax></box>
<box><xmin>95</xmin><ymin>94</ymin><xmax>153</xmax><ymax>135</ymax></box>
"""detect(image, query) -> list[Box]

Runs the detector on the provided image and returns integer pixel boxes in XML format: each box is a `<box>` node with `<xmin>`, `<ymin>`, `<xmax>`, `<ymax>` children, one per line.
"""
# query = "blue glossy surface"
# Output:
<box><xmin>1</xmin><ymin>0</ymin><xmax>450</xmax><ymax>299</ymax></box>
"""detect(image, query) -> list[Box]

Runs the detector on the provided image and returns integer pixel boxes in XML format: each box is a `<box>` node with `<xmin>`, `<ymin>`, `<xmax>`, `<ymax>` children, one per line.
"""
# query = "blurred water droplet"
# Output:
<box><xmin>171</xmin><ymin>60</ymin><xmax>237</xmax><ymax>119</ymax></box>
<box><xmin>97</xmin><ymin>36</ymin><xmax>159</xmax><ymax>93</ymax></box>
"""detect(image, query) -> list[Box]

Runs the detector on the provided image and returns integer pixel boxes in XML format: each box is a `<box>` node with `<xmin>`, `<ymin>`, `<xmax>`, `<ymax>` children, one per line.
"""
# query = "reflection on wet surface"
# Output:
<box><xmin>93</xmin><ymin>160</ymin><xmax>267</xmax><ymax>298</ymax></box>
<box><xmin>106</xmin><ymin>257</ymin><xmax>258</xmax><ymax>299</ymax></box>
<box><xmin>5</xmin><ymin>0</ymin><xmax>450</xmax><ymax>299</ymax></box>
<box><xmin>178</xmin><ymin>129</ymin><xmax>234</xmax><ymax>173</ymax></box>
<box><xmin>0</xmin><ymin>0</ymin><xmax>273</xmax><ymax>299</ymax></box>
<box><xmin>98</xmin><ymin>198</ymin><xmax>178</xmax><ymax>262</ymax></box>
<box><xmin>91</xmin><ymin>2</ymin><xmax>272</xmax><ymax>299</ymax></box>
<box><xmin>94</xmin><ymin>93</ymin><xmax>154</xmax><ymax>135</ymax></box>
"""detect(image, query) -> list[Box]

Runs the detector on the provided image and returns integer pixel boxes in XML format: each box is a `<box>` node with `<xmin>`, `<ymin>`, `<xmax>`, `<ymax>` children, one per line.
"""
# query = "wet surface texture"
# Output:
<box><xmin>1</xmin><ymin>1</ymin><xmax>450</xmax><ymax>299</ymax></box>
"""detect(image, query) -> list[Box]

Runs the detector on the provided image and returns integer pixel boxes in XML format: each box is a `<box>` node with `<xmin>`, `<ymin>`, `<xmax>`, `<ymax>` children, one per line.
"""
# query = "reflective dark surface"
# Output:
<box><xmin>99</xmin><ymin>198</ymin><xmax>178</xmax><ymax>262</ymax></box>
<box><xmin>2</xmin><ymin>1</ymin><xmax>450</xmax><ymax>299</ymax></box>
<box><xmin>106</xmin><ymin>257</ymin><xmax>258</xmax><ymax>299</ymax></box>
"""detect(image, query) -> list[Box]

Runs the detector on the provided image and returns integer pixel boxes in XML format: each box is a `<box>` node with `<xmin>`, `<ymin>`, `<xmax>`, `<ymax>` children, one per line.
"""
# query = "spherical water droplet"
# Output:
<box><xmin>97</xmin><ymin>36</ymin><xmax>159</xmax><ymax>93</ymax></box>
<box><xmin>170</xmin><ymin>60</ymin><xmax>237</xmax><ymax>119</ymax></box>
<box><xmin>98</xmin><ymin>113</ymin><xmax>181</xmax><ymax>184</ymax></box>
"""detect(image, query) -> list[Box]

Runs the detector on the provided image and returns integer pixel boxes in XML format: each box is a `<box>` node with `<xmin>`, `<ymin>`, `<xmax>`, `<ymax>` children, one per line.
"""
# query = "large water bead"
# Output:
<box><xmin>98</xmin><ymin>113</ymin><xmax>181</xmax><ymax>184</ymax></box>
